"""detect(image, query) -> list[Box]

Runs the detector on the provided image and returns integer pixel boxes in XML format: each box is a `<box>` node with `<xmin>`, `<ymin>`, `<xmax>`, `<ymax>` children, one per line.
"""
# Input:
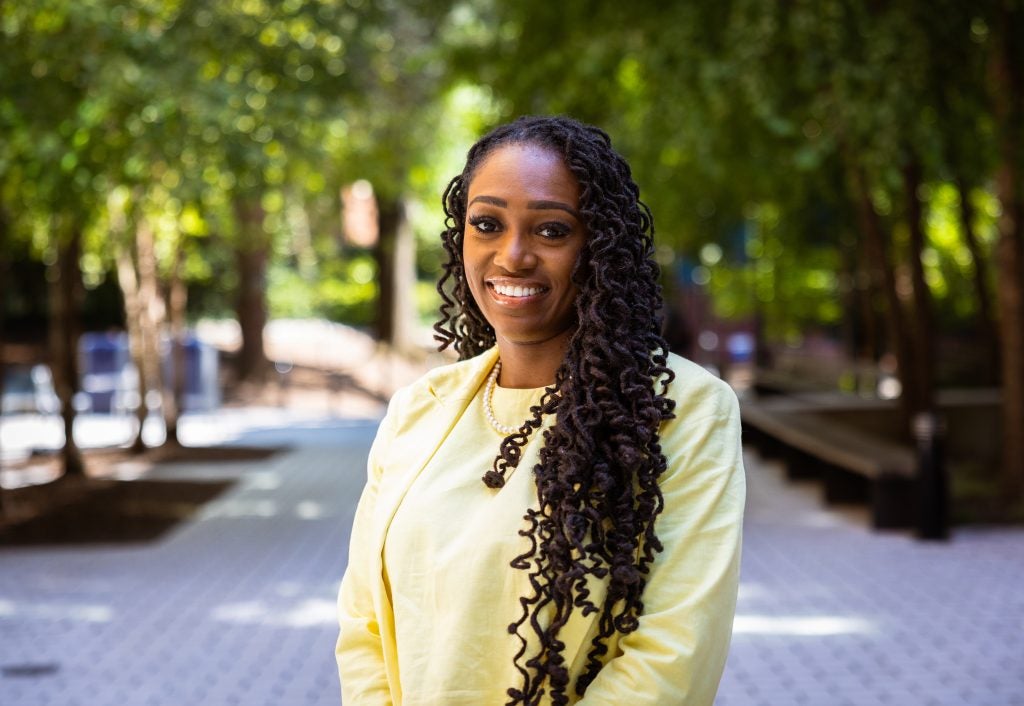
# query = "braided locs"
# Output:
<box><xmin>434</xmin><ymin>116</ymin><xmax>676</xmax><ymax>705</ymax></box>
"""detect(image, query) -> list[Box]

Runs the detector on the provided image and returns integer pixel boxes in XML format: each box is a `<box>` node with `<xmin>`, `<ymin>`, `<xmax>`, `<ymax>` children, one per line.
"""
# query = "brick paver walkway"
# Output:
<box><xmin>1</xmin><ymin>410</ymin><xmax>1022</xmax><ymax>706</ymax></box>
<box><xmin>1</xmin><ymin>412</ymin><xmax>374</xmax><ymax>706</ymax></box>
<box><xmin>718</xmin><ymin>455</ymin><xmax>1024</xmax><ymax>706</ymax></box>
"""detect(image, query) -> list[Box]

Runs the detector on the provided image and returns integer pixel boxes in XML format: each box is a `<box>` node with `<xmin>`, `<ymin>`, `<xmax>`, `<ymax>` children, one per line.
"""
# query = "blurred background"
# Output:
<box><xmin>1</xmin><ymin>1</ymin><xmax>1023</xmax><ymax>705</ymax></box>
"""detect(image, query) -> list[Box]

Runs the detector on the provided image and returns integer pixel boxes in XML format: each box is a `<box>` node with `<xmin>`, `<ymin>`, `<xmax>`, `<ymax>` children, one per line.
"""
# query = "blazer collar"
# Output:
<box><xmin>423</xmin><ymin>345</ymin><xmax>500</xmax><ymax>404</ymax></box>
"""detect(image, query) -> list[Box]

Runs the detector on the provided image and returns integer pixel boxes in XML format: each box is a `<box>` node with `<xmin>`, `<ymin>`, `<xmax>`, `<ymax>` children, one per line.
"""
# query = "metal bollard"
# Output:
<box><xmin>274</xmin><ymin>360</ymin><xmax>293</xmax><ymax>408</ymax></box>
<box><xmin>913</xmin><ymin>411</ymin><xmax>949</xmax><ymax>541</ymax></box>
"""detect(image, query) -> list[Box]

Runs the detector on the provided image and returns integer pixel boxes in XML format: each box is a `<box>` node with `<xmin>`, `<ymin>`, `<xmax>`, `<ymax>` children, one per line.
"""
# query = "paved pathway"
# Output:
<box><xmin>1</xmin><ymin>411</ymin><xmax>375</xmax><ymax>706</ymax></box>
<box><xmin>718</xmin><ymin>456</ymin><xmax>1024</xmax><ymax>706</ymax></box>
<box><xmin>1</xmin><ymin>409</ymin><xmax>1022</xmax><ymax>706</ymax></box>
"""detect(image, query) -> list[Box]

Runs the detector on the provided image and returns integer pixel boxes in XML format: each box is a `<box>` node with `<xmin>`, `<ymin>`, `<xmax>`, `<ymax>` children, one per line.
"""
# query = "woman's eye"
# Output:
<box><xmin>538</xmin><ymin>223</ymin><xmax>571</xmax><ymax>239</ymax></box>
<box><xmin>468</xmin><ymin>216</ymin><xmax>500</xmax><ymax>234</ymax></box>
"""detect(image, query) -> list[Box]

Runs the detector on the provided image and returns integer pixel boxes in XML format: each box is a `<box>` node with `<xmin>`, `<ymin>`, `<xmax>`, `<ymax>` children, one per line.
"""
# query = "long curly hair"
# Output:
<box><xmin>434</xmin><ymin>115</ymin><xmax>676</xmax><ymax>705</ymax></box>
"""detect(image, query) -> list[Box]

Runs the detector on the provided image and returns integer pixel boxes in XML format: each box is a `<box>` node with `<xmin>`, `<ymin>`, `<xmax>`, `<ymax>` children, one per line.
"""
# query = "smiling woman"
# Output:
<box><xmin>336</xmin><ymin>116</ymin><xmax>746</xmax><ymax>706</ymax></box>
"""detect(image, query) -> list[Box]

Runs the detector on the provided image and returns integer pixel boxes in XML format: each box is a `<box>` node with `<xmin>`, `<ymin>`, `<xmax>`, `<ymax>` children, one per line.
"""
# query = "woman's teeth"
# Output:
<box><xmin>493</xmin><ymin>284</ymin><xmax>543</xmax><ymax>297</ymax></box>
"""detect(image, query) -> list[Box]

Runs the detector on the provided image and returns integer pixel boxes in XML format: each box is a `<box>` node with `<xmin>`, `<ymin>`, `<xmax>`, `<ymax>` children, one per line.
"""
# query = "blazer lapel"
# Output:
<box><xmin>370</xmin><ymin>346</ymin><xmax>499</xmax><ymax>549</ymax></box>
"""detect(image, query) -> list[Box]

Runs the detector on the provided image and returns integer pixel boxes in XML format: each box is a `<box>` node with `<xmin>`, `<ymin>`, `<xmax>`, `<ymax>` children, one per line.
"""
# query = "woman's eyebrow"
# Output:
<box><xmin>469</xmin><ymin>195</ymin><xmax>506</xmax><ymax>207</ymax></box>
<box><xmin>468</xmin><ymin>195</ymin><xmax>580</xmax><ymax>220</ymax></box>
<box><xmin>527</xmin><ymin>200</ymin><xmax>580</xmax><ymax>219</ymax></box>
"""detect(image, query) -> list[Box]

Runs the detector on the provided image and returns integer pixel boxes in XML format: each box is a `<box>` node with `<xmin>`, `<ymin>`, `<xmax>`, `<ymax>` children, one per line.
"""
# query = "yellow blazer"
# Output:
<box><xmin>337</xmin><ymin>346</ymin><xmax>746</xmax><ymax>705</ymax></box>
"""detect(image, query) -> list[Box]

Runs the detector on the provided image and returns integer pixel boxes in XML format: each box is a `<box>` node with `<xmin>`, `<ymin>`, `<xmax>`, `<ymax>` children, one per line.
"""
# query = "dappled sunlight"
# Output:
<box><xmin>736</xmin><ymin>582</ymin><xmax>769</xmax><ymax>601</ymax></box>
<box><xmin>248</xmin><ymin>471</ymin><xmax>282</xmax><ymax>491</ymax></box>
<box><xmin>295</xmin><ymin>501</ymin><xmax>326</xmax><ymax>519</ymax></box>
<box><xmin>0</xmin><ymin>407</ymin><xmax>377</xmax><ymax>470</ymax></box>
<box><xmin>201</xmin><ymin>497</ymin><xmax>279</xmax><ymax>519</ymax></box>
<box><xmin>733</xmin><ymin>614</ymin><xmax>876</xmax><ymax>637</ymax></box>
<box><xmin>0</xmin><ymin>598</ymin><xmax>113</xmax><ymax>623</ymax></box>
<box><xmin>198</xmin><ymin>497</ymin><xmax>332</xmax><ymax>520</ymax></box>
<box><xmin>211</xmin><ymin>597</ymin><xmax>337</xmax><ymax>628</ymax></box>
<box><xmin>210</xmin><ymin>600</ymin><xmax>264</xmax><ymax>623</ymax></box>
<box><xmin>734</xmin><ymin>584</ymin><xmax>878</xmax><ymax>638</ymax></box>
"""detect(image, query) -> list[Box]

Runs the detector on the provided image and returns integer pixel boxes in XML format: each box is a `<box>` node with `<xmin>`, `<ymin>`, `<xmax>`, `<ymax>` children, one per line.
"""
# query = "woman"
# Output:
<box><xmin>337</xmin><ymin>116</ymin><xmax>745</xmax><ymax>706</ymax></box>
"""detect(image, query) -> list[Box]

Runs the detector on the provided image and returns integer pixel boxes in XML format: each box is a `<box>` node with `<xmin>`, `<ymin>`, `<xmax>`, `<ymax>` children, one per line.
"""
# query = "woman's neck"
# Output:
<box><xmin>494</xmin><ymin>331</ymin><xmax>571</xmax><ymax>389</ymax></box>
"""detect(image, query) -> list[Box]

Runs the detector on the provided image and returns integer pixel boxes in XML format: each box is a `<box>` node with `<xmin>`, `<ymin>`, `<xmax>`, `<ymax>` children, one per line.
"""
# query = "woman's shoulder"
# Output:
<box><xmin>661</xmin><ymin>351</ymin><xmax>740</xmax><ymax>423</ymax></box>
<box><xmin>657</xmin><ymin>354</ymin><xmax>745</xmax><ymax>489</ymax></box>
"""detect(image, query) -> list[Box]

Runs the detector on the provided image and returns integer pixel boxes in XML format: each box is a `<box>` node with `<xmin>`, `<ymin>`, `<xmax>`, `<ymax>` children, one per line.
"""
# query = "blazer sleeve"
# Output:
<box><xmin>578</xmin><ymin>382</ymin><xmax>746</xmax><ymax>706</ymax></box>
<box><xmin>336</xmin><ymin>405</ymin><xmax>396</xmax><ymax>705</ymax></box>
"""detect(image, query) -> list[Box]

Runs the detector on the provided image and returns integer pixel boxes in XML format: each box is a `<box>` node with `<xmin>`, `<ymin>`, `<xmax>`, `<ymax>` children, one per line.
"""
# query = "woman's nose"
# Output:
<box><xmin>494</xmin><ymin>231</ymin><xmax>536</xmax><ymax>272</ymax></box>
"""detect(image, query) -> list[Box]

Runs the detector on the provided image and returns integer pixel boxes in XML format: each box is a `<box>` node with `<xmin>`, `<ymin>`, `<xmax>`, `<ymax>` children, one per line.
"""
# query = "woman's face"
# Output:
<box><xmin>463</xmin><ymin>143</ymin><xmax>585</xmax><ymax>349</ymax></box>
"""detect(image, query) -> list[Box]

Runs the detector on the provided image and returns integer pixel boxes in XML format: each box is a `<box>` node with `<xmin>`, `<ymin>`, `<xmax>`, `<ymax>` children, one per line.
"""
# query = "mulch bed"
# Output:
<box><xmin>0</xmin><ymin>444</ymin><xmax>281</xmax><ymax>546</ymax></box>
<box><xmin>0</xmin><ymin>478</ymin><xmax>235</xmax><ymax>545</ymax></box>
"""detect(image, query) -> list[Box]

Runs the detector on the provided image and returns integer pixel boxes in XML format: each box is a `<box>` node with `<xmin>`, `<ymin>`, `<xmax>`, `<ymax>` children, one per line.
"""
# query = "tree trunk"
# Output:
<box><xmin>841</xmin><ymin>233</ymin><xmax>873</xmax><ymax>393</ymax></box>
<box><xmin>135</xmin><ymin>217</ymin><xmax>165</xmax><ymax>451</ymax></box>
<box><xmin>114</xmin><ymin>233</ymin><xmax>149</xmax><ymax>453</ymax></box>
<box><xmin>902</xmin><ymin>156</ymin><xmax>935</xmax><ymax>413</ymax></box>
<box><xmin>855</xmin><ymin>230</ymin><xmax>881</xmax><ymax>367</ymax></box>
<box><xmin>164</xmin><ymin>245</ymin><xmax>187</xmax><ymax>446</ymax></box>
<box><xmin>993</xmin><ymin>200</ymin><xmax>1024</xmax><ymax>502</ymax></box>
<box><xmin>109</xmin><ymin>192</ymin><xmax>150</xmax><ymax>453</ymax></box>
<box><xmin>989</xmin><ymin>2</ymin><xmax>1024</xmax><ymax>502</ymax></box>
<box><xmin>752</xmin><ymin>301</ymin><xmax>769</xmax><ymax>370</ymax></box>
<box><xmin>375</xmin><ymin>196</ymin><xmax>417</xmax><ymax>353</ymax></box>
<box><xmin>232</xmin><ymin>197</ymin><xmax>269</xmax><ymax>383</ymax></box>
<box><xmin>850</xmin><ymin>164</ymin><xmax>916</xmax><ymax>437</ymax></box>
<box><xmin>956</xmin><ymin>178</ymin><xmax>1000</xmax><ymax>383</ymax></box>
<box><xmin>0</xmin><ymin>205</ymin><xmax>8</xmax><ymax>512</ymax></box>
<box><xmin>375</xmin><ymin>200</ymin><xmax>397</xmax><ymax>345</ymax></box>
<box><xmin>47</xmin><ymin>222</ymin><xmax>84</xmax><ymax>477</ymax></box>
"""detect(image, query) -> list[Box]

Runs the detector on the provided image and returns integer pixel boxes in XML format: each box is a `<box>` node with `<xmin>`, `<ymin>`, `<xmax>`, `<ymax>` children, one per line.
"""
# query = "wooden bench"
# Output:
<box><xmin>752</xmin><ymin>368</ymin><xmax>834</xmax><ymax>397</ymax></box>
<box><xmin>741</xmin><ymin>400</ymin><xmax>917</xmax><ymax>529</ymax></box>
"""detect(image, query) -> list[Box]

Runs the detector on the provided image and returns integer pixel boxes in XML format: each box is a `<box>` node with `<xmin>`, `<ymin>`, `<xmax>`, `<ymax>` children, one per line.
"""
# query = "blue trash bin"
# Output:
<box><xmin>79</xmin><ymin>332</ymin><xmax>130</xmax><ymax>414</ymax></box>
<box><xmin>162</xmin><ymin>333</ymin><xmax>220</xmax><ymax>412</ymax></box>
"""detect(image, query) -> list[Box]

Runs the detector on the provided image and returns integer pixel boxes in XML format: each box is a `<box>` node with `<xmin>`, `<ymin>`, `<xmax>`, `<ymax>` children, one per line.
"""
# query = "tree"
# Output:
<box><xmin>985</xmin><ymin>0</ymin><xmax>1024</xmax><ymax>500</ymax></box>
<box><xmin>441</xmin><ymin>0</ymin><xmax>1021</xmax><ymax>503</ymax></box>
<box><xmin>0</xmin><ymin>204</ymin><xmax>9</xmax><ymax>500</ymax></box>
<box><xmin>0</xmin><ymin>0</ymin><xmax>121</xmax><ymax>476</ymax></box>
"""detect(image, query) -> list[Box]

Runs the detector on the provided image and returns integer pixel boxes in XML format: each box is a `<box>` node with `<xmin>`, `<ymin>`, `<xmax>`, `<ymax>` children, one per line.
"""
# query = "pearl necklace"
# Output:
<box><xmin>483</xmin><ymin>360</ymin><xmax>522</xmax><ymax>436</ymax></box>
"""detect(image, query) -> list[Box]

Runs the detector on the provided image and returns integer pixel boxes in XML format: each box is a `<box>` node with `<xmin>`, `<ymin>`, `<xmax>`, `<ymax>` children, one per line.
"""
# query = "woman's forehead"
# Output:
<box><xmin>466</xmin><ymin>144</ymin><xmax>580</xmax><ymax>206</ymax></box>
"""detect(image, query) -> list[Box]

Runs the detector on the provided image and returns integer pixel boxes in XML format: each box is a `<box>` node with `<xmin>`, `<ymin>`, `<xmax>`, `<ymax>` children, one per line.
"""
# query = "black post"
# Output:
<box><xmin>913</xmin><ymin>412</ymin><xmax>949</xmax><ymax>540</ymax></box>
